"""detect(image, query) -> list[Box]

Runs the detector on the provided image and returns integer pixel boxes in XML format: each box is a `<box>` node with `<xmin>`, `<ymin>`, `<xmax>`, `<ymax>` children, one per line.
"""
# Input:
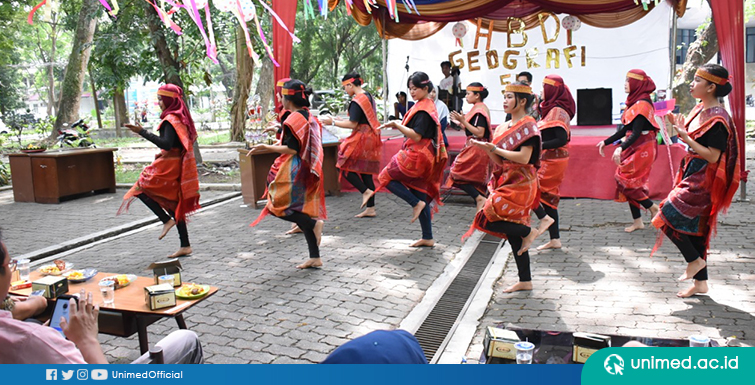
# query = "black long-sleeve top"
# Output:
<box><xmin>602</xmin><ymin>114</ymin><xmax>655</xmax><ymax>150</ymax></box>
<box><xmin>139</xmin><ymin>120</ymin><xmax>182</xmax><ymax>151</ymax></box>
<box><xmin>540</xmin><ymin>127</ymin><xmax>568</xmax><ymax>150</ymax></box>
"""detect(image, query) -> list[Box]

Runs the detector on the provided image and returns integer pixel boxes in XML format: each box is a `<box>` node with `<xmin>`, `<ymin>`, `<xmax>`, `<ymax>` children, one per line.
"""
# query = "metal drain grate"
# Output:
<box><xmin>413</xmin><ymin>233</ymin><xmax>503</xmax><ymax>363</ymax></box>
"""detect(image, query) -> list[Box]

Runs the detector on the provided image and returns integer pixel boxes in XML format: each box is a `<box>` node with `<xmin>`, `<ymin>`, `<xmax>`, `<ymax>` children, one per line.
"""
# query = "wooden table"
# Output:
<box><xmin>238</xmin><ymin>141</ymin><xmax>341</xmax><ymax>208</ymax></box>
<box><xmin>12</xmin><ymin>271</ymin><xmax>218</xmax><ymax>354</ymax></box>
<box><xmin>8</xmin><ymin>148</ymin><xmax>116</xmax><ymax>203</ymax></box>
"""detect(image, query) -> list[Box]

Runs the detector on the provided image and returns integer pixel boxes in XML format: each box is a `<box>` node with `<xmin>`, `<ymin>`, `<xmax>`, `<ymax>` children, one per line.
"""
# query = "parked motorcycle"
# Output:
<box><xmin>57</xmin><ymin>119</ymin><xmax>96</xmax><ymax>148</ymax></box>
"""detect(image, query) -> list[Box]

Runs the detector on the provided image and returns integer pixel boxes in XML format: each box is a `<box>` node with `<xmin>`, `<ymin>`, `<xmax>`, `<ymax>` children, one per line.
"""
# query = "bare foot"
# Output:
<box><xmin>361</xmin><ymin>189</ymin><xmax>375</xmax><ymax>208</ymax></box>
<box><xmin>296</xmin><ymin>258</ymin><xmax>323</xmax><ymax>269</ymax></box>
<box><xmin>536</xmin><ymin>215</ymin><xmax>555</xmax><ymax>236</ymax></box>
<box><xmin>503</xmin><ymin>281</ymin><xmax>533</xmax><ymax>293</ymax></box>
<box><xmin>537</xmin><ymin>239</ymin><xmax>562</xmax><ymax>250</ymax></box>
<box><xmin>650</xmin><ymin>204</ymin><xmax>660</xmax><ymax>219</ymax></box>
<box><xmin>355</xmin><ymin>207</ymin><xmax>376</xmax><ymax>218</ymax></box>
<box><xmin>475</xmin><ymin>196</ymin><xmax>486</xmax><ymax>212</ymax></box>
<box><xmin>677</xmin><ymin>280</ymin><xmax>709</xmax><ymax>298</ymax></box>
<box><xmin>410</xmin><ymin>239</ymin><xmax>435</xmax><ymax>247</ymax></box>
<box><xmin>168</xmin><ymin>246</ymin><xmax>192</xmax><ymax>258</ymax></box>
<box><xmin>285</xmin><ymin>225</ymin><xmax>303</xmax><ymax>235</ymax></box>
<box><xmin>678</xmin><ymin>258</ymin><xmax>706</xmax><ymax>281</ymax></box>
<box><xmin>624</xmin><ymin>219</ymin><xmax>645</xmax><ymax>233</ymax></box>
<box><xmin>411</xmin><ymin>201</ymin><xmax>426</xmax><ymax>223</ymax></box>
<box><xmin>159</xmin><ymin>219</ymin><xmax>176</xmax><ymax>240</ymax></box>
<box><xmin>519</xmin><ymin>227</ymin><xmax>539</xmax><ymax>256</ymax></box>
<box><xmin>314</xmin><ymin>220</ymin><xmax>324</xmax><ymax>246</ymax></box>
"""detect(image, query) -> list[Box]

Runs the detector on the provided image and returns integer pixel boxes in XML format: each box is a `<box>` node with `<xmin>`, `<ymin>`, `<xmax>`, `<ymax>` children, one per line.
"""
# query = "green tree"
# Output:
<box><xmin>291</xmin><ymin>5</ymin><xmax>383</xmax><ymax>90</ymax></box>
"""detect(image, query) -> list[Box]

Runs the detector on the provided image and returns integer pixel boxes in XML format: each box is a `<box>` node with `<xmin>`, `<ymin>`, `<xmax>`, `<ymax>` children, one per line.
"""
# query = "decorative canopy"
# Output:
<box><xmin>328</xmin><ymin>0</ymin><xmax>687</xmax><ymax>40</ymax></box>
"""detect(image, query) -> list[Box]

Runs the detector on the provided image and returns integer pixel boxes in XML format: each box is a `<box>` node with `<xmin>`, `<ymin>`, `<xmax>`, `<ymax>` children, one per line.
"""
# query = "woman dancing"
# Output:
<box><xmin>249</xmin><ymin>80</ymin><xmax>326</xmax><ymax>269</ymax></box>
<box><xmin>597</xmin><ymin>69</ymin><xmax>660</xmax><ymax>233</ymax></box>
<box><xmin>467</xmin><ymin>83</ymin><xmax>542</xmax><ymax>293</ymax></box>
<box><xmin>320</xmin><ymin>72</ymin><xmax>382</xmax><ymax>218</ymax></box>
<box><xmin>446</xmin><ymin>82</ymin><xmax>492</xmax><ymax>212</ymax></box>
<box><xmin>652</xmin><ymin>64</ymin><xmax>740</xmax><ymax>298</ymax></box>
<box><xmin>532</xmin><ymin>75</ymin><xmax>575</xmax><ymax>250</ymax></box>
<box><xmin>375</xmin><ymin>72</ymin><xmax>448</xmax><ymax>247</ymax></box>
<box><xmin>122</xmin><ymin>84</ymin><xmax>201</xmax><ymax>258</ymax></box>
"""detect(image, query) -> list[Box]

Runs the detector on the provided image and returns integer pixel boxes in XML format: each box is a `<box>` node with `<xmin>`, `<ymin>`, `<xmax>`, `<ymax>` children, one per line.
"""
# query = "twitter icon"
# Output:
<box><xmin>61</xmin><ymin>371</ymin><xmax>74</xmax><ymax>381</ymax></box>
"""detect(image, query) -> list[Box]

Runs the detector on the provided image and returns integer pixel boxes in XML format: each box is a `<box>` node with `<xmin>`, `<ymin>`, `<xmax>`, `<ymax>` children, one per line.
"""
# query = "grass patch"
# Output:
<box><xmin>115</xmin><ymin>164</ymin><xmax>144</xmax><ymax>184</ymax></box>
<box><xmin>96</xmin><ymin>137</ymin><xmax>141</xmax><ymax>148</ymax></box>
<box><xmin>197</xmin><ymin>130</ymin><xmax>231</xmax><ymax>145</ymax></box>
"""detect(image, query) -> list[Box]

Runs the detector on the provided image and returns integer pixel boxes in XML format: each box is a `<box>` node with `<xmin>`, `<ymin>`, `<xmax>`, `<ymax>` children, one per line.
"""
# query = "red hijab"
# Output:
<box><xmin>625</xmin><ymin>69</ymin><xmax>656</xmax><ymax>107</ymax></box>
<box><xmin>538</xmin><ymin>74</ymin><xmax>575</xmax><ymax>119</ymax></box>
<box><xmin>274</xmin><ymin>77</ymin><xmax>291</xmax><ymax>115</ymax></box>
<box><xmin>157</xmin><ymin>84</ymin><xmax>197</xmax><ymax>143</ymax></box>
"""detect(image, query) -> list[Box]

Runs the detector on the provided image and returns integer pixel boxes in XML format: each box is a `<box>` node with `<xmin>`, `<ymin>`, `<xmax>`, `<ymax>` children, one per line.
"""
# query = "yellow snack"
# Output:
<box><xmin>66</xmin><ymin>271</ymin><xmax>84</xmax><ymax>280</ymax></box>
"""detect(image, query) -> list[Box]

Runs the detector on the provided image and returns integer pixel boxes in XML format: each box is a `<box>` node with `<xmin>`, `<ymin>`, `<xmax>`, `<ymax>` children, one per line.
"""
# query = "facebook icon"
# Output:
<box><xmin>46</xmin><ymin>369</ymin><xmax>57</xmax><ymax>381</ymax></box>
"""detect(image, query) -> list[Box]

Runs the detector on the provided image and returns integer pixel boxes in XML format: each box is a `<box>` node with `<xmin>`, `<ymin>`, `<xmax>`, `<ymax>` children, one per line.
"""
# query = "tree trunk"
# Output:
<box><xmin>46</xmin><ymin>16</ymin><xmax>58</xmax><ymax>117</ymax></box>
<box><xmin>88</xmin><ymin>66</ymin><xmax>102</xmax><ymax>129</ymax></box>
<box><xmin>50</xmin><ymin>0</ymin><xmax>99</xmax><ymax>138</ymax></box>
<box><xmin>254</xmin><ymin>57</ymin><xmax>274</xmax><ymax>119</ymax></box>
<box><xmin>230</xmin><ymin>24</ymin><xmax>254</xmax><ymax>143</ymax></box>
<box><xmin>672</xmin><ymin>17</ymin><xmax>719</xmax><ymax>114</ymax></box>
<box><xmin>113</xmin><ymin>88</ymin><xmax>128</xmax><ymax>136</ymax></box>
<box><xmin>217</xmin><ymin>55</ymin><xmax>236</xmax><ymax>98</ymax></box>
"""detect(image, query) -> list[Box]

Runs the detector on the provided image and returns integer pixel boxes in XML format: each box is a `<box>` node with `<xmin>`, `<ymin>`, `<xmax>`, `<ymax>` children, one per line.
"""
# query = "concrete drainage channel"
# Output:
<box><xmin>400</xmin><ymin>231</ymin><xmax>510</xmax><ymax>364</ymax></box>
<box><xmin>19</xmin><ymin>191</ymin><xmax>242</xmax><ymax>263</ymax></box>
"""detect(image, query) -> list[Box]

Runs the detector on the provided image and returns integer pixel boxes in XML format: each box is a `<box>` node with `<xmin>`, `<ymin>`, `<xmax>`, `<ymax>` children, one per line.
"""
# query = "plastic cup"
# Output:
<box><xmin>689</xmin><ymin>335</ymin><xmax>710</xmax><ymax>347</ymax></box>
<box><xmin>158</xmin><ymin>275</ymin><xmax>174</xmax><ymax>287</ymax></box>
<box><xmin>99</xmin><ymin>280</ymin><xmax>115</xmax><ymax>306</ymax></box>
<box><xmin>17</xmin><ymin>259</ymin><xmax>30</xmax><ymax>281</ymax></box>
<box><xmin>515</xmin><ymin>341</ymin><xmax>535</xmax><ymax>364</ymax></box>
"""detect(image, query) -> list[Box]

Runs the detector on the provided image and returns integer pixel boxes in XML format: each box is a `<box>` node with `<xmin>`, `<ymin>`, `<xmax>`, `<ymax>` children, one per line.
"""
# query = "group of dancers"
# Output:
<box><xmin>120</xmin><ymin>63</ymin><xmax>739</xmax><ymax>298</ymax></box>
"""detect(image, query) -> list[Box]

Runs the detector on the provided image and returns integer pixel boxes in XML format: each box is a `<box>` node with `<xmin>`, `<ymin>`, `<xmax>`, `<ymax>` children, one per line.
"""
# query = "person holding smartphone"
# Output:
<box><xmin>0</xmin><ymin>230</ymin><xmax>203</xmax><ymax>364</ymax></box>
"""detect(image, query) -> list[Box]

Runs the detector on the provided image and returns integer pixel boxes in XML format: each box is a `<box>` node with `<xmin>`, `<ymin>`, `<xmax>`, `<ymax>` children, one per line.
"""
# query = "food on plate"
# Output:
<box><xmin>65</xmin><ymin>270</ymin><xmax>84</xmax><ymax>280</ymax></box>
<box><xmin>177</xmin><ymin>284</ymin><xmax>208</xmax><ymax>297</ymax></box>
<box><xmin>53</xmin><ymin>259</ymin><xmax>67</xmax><ymax>271</ymax></box>
<box><xmin>39</xmin><ymin>265</ymin><xmax>61</xmax><ymax>275</ymax></box>
<box><xmin>101</xmin><ymin>274</ymin><xmax>132</xmax><ymax>289</ymax></box>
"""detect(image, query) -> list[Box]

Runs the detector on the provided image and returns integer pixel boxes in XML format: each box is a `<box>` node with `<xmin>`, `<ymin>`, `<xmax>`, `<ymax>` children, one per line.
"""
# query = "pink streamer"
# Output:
<box><xmin>186</xmin><ymin>0</ymin><xmax>218</xmax><ymax>63</ymax></box>
<box><xmin>251</xmin><ymin>10</ymin><xmax>279</xmax><ymax>67</ymax></box>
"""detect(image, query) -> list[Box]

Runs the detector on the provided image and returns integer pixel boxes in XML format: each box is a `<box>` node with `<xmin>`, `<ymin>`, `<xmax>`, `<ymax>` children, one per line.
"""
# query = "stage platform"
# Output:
<box><xmin>336</xmin><ymin>125</ymin><xmax>685</xmax><ymax>201</ymax></box>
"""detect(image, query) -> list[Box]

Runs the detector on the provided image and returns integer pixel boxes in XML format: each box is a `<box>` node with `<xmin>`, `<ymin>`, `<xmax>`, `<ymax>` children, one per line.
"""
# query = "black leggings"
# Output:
<box><xmin>342</xmin><ymin>171</ymin><xmax>376</xmax><ymax>208</ymax></box>
<box><xmin>533</xmin><ymin>204</ymin><xmax>559</xmax><ymax>239</ymax></box>
<box><xmin>138</xmin><ymin>194</ymin><xmax>190</xmax><ymax>247</ymax></box>
<box><xmin>663</xmin><ymin>227</ymin><xmax>708</xmax><ymax>281</ymax></box>
<box><xmin>482</xmin><ymin>220</ymin><xmax>532</xmax><ymax>282</ymax></box>
<box><xmin>629</xmin><ymin>199</ymin><xmax>654</xmax><ymax>219</ymax></box>
<box><xmin>457</xmin><ymin>184</ymin><xmax>481</xmax><ymax>200</ymax></box>
<box><xmin>280</xmin><ymin>212</ymin><xmax>320</xmax><ymax>259</ymax></box>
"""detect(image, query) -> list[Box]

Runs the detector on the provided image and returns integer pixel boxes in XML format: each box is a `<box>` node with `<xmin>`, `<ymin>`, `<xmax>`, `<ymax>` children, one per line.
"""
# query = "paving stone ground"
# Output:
<box><xmin>0</xmin><ymin>189</ymin><xmax>229</xmax><ymax>256</ymax></box>
<box><xmin>467</xmin><ymin>141</ymin><xmax>755</xmax><ymax>362</ymax></box>
<box><xmin>2</xmin><ymin>189</ymin><xmax>473</xmax><ymax>363</ymax></box>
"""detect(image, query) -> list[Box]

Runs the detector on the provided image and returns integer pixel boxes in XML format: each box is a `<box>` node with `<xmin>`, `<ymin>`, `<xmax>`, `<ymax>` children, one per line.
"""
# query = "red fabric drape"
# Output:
<box><xmin>711</xmin><ymin>0</ymin><xmax>747</xmax><ymax>183</ymax></box>
<box><xmin>273</xmin><ymin>0</ymin><xmax>298</xmax><ymax>113</ymax></box>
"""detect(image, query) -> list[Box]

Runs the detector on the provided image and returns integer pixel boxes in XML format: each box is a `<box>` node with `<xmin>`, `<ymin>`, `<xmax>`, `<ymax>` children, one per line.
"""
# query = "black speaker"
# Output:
<box><xmin>577</xmin><ymin>88</ymin><xmax>612</xmax><ymax>126</ymax></box>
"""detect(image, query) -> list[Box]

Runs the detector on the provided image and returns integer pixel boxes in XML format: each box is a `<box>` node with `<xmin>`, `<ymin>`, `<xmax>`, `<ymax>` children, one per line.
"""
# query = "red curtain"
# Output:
<box><xmin>711</xmin><ymin>0</ymin><xmax>747</xmax><ymax>182</ymax></box>
<box><xmin>273</xmin><ymin>0</ymin><xmax>298</xmax><ymax>112</ymax></box>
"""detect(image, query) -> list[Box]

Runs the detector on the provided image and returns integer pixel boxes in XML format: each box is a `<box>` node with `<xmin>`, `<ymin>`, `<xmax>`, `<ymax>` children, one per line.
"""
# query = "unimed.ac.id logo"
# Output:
<box><xmin>605</xmin><ymin>354</ymin><xmax>625</xmax><ymax>375</ymax></box>
<box><xmin>91</xmin><ymin>369</ymin><xmax>108</xmax><ymax>380</ymax></box>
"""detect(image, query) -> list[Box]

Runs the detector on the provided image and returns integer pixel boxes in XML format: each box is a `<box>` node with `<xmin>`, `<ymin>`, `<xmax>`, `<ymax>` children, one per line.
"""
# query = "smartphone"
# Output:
<box><xmin>49</xmin><ymin>295</ymin><xmax>76</xmax><ymax>338</ymax></box>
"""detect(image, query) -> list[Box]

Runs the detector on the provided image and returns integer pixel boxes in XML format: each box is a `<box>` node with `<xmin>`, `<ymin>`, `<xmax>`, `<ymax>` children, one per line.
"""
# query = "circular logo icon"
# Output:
<box><xmin>604</xmin><ymin>354</ymin><xmax>625</xmax><ymax>375</ymax></box>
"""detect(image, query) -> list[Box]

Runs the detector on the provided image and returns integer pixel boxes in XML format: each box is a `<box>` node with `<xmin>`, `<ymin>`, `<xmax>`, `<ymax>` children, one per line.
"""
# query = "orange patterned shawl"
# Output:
<box><xmin>118</xmin><ymin>114</ymin><xmax>200</xmax><ymax>221</ymax></box>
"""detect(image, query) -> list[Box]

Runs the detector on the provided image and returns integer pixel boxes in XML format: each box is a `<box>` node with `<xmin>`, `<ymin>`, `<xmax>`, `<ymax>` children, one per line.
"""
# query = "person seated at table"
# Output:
<box><xmin>391</xmin><ymin>92</ymin><xmax>414</xmax><ymax>120</ymax></box>
<box><xmin>321</xmin><ymin>330</ymin><xmax>428</xmax><ymax>364</ymax></box>
<box><xmin>0</xmin><ymin>230</ymin><xmax>204</xmax><ymax>364</ymax></box>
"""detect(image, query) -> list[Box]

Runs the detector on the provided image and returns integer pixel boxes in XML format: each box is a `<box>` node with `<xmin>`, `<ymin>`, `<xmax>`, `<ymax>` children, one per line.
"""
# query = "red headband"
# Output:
<box><xmin>695</xmin><ymin>68</ymin><xmax>730</xmax><ymax>86</ymax></box>
<box><xmin>342</xmin><ymin>77</ymin><xmax>362</xmax><ymax>86</ymax></box>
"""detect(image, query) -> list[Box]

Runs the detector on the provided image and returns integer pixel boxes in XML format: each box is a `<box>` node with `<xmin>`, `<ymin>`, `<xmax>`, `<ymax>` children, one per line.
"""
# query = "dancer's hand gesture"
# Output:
<box><xmin>596</xmin><ymin>141</ymin><xmax>606</xmax><ymax>157</ymax></box>
<box><xmin>612</xmin><ymin>147</ymin><xmax>622</xmax><ymax>165</ymax></box>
